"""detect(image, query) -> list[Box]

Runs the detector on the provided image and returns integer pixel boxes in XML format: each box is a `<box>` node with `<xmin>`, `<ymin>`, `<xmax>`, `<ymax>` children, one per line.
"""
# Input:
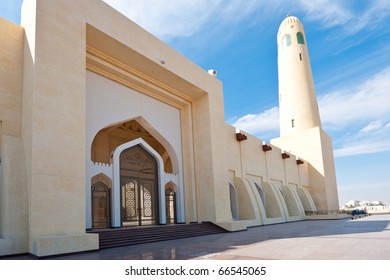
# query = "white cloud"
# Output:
<box><xmin>347</xmin><ymin>0</ymin><xmax>390</xmax><ymax>34</ymax></box>
<box><xmin>334</xmin><ymin>137</ymin><xmax>390</xmax><ymax>158</ymax></box>
<box><xmin>320</xmin><ymin>68</ymin><xmax>390</xmax><ymax>157</ymax></box>
<box><xmin>358</xmin><ymin>120</ymin><xmax>386</xmax><ymax>135</ymax></box>
<box><xmin>103</xmin><ymin>0</ymin><xmax>283</xmax><ymax>41</ymax></box>
<box><xmin>297</xmin><ymin>0</ymin><xmax>352</xmax><ymax>28</ymax></box>
<box><xmin>103</xmin><ymin>0</ymin><xmax>390</xmax><ymax>42</ymax></box>
<box><xmin>103</xmin><ymin>0</ymin><xmax>221</xmax><ymax>40</ymax></box>
<box><xmin>298</xmin><ymin>0</ymin><xmax>390</xmax><ymax>37</ymax></box>
<box><xmin>319</xmin><ymin>67</ymin><xmax>390</xmax><ymax>130</ymax></box>
<box><xmin>334</xmin><ymin>120</ymin><xmax>390</xmax><ymax>157</ymax></box>
<box><xmin>230</xmin><ymin>107</ymin><xmax>279</xmax><ymax>139</ymax></box>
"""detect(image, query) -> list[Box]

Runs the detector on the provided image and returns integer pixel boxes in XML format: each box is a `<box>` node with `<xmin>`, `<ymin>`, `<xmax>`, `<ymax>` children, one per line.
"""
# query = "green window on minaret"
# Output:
<box><xmin>297</xmin><ymin>32</ymin><xmax>305</xmax><ymax>44</ymax></box>
<box><xmin>282</xmin><ymin>34</ymin><xmax>291</xmax><ymax>49</ymax></box>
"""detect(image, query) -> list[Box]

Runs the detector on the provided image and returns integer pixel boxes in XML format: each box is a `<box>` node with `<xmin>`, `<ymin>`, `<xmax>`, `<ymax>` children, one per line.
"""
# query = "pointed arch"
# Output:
<box><xmin>254</xmin><ymin>181</ymin><xmax>266</xmax><ymax>209</ymax></box>
<box><xmin>297</xmin><ymin>187</ymin><xmax>317</xmax><ymax>213</ymax></box>
<box><xmin>165</xmin><ymin>181</ymin><xmax>177</xmax><ymax>224</ymax></box>
<box><xmin>90</xmin><ymin>116</ymin><xmax>179</xmax><ymax>174</ymax></box>
<box><xmin>282</xmin><ymin>185</ymin><xmax>301</xmax><ymax>216</ymax></box>
<box><xmin>91</xmin><ymin>173</ymin><xmax>112</xmax><ymax>189</ymax></box>
<box><xmin>120</xmin><ymin>145</ymin><xmax>159</xmax><ymax>226</ymax></box>
<box><xmin>229</xmin><ymin>182</ymin><xmax>239</xmax><ymax>220</ymax></box>
<box><xmin>91</xmin><ymin>173</ymin><xmax>112</xmax><ymax>229</ymax></box>
<box><xmin>261</xmin><ymin>182</ymin><xmax>284</xmax><ymax>219</ymax></box>
<box><xmin>112</xmin><ymin>138</ymin><xmax>167</xmax><ymax>226</ymax></box>
<box><xmin>282</xmin><ymin>34</ymin><xmax>291</xmax><ymax>48</ymax></box>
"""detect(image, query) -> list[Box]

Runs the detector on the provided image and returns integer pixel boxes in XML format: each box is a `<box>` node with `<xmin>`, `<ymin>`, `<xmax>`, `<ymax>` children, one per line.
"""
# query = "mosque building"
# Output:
<box><xmin>0</xmin><ymin>0</ymin><xmax>339</xmax><ymax>257</ymax></box>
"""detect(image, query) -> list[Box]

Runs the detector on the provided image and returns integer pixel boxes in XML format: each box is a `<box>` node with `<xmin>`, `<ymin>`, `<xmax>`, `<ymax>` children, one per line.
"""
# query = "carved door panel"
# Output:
<box><xmin>120</xmin><ymin>145</ymin><xmax>158</xmax><ymax>226</ymax></box>
<box><xmin>92</xmin><ymin>182</ymin><xmax>110</xmax><ymax>228</ymax></box>
<box><xmin>165</xmin><ymin>188</ymin><xmax>176</xmax><ymax>224</ymax></box>
<box><xmin>139</xmin><ymin>179</ymin><xmax>158</xmax><ymax>225</ymax></box>
<box><xmin>121</xmin><ymin>178</ymin><xmax>139</xmax><ymax>225</ymax></box>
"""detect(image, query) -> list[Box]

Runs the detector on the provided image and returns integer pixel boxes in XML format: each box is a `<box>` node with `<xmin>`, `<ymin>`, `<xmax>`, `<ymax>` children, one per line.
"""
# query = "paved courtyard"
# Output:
<box><xmin>3</xmin><ymin>214</ymin><xmax>390</xmax><ymax>260</ymax></box>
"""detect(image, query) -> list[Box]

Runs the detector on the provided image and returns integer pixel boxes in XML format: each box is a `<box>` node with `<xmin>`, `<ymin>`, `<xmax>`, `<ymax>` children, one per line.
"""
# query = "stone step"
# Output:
<box><xmin>88</xmin><ymin>222</ymin><xmax>227</xmax><ymax>249</ymax></box>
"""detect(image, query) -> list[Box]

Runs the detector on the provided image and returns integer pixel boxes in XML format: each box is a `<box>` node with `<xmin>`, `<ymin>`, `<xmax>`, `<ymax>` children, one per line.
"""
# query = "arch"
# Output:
<box><xmin>86</xmin><ymin>74</ymin><xmax>185</xmax><ymax>229</ymax></box>
<box><xmin>91</xmin><ymin>180</ymin><xmax>111</xmax><ymax>228</ymax></box>
<box><xmin>254</xmin><ymin>181</ymin><xmax>266</xmax><ymax>209</ymax></box>
<box><xmin>165</xmin><ymin>182</ymin><xmax>177</xmax><ymax>224</ymax></box>
<box><xmin>282</xmin><ymin>185</ymin><xmax>301</xmax><ymax>216</ymax></box>
<box><xmin>229</xmin><ymin>182</ymin><xmax>239</xmax><ymax>220</ymax></box>
<box><xmin>120</xmin><ymin>145</ymin><xmax>159</xmax><ymax>226</ymax></box>
<box><xmin>282</xmin><ymin>34</ymin><xmax>291</xmax><ymax>49</ymax></box>
<box><xmin>297</xmin><ymin>32</ymin><xmax>305</xmax><ymax>44</ymax></box>
<box><xmin>261</xmin><ymin>182</ymin><xmax>283</xmax><ymax>219</ymax></box>
<box><xmin>91</xmin><ymin>116</ymin><xmax>179</xmax><ymax>174</ymax></box>
<box><xmin>297</xmin><ymin>187</ymin><xmax>317</xmax><ymax>213</ymax></box>
<box><xmin>136</xmin><ymin>116</ymin><xmax>179</xmax><ymax>173</ymax></box>
<box><xmin>112</xmin><ymin>138</ymin><xmax>167</xmax><ymax>227</ymax></box>
<box><xmin>91</xmin><ymin>173</ymin><xmax>112</xmax><ymax>189</ymax></box>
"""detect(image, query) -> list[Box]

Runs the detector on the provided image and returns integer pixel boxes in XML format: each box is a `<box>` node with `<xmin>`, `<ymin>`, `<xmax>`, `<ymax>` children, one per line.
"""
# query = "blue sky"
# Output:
<box><xmin>1</xmin><ymin>0</ymin><xmax>389</xmax><ymax>205</ymax></box>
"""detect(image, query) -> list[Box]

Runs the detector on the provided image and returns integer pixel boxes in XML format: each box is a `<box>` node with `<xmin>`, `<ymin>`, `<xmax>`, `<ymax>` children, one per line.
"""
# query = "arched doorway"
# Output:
<box><xmin>165</xmin><ymin>187</ymin><xmax>176</xmax><ymax>224</ymax></box>
<box><xmin>92</xmin><ymin>181</ymin><xmax>111</xmax><ymax>228</ymax></box>
<box><xmin>120</xmin><ymin>145</ymin><xmax>159</xmax><ymax>226</ymax></box>
<box><xmin>88</xmin><ymin>117</ymin><xmax>185</xmax><ymax>228</ymax></box>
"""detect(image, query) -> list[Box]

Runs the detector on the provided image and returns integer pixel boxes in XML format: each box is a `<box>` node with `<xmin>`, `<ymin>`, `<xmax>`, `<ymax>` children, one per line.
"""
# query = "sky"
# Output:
<box><xmin>1</xmin><ymin>0</ymin><xmax>389</xmax><ymax>206</ymax></box>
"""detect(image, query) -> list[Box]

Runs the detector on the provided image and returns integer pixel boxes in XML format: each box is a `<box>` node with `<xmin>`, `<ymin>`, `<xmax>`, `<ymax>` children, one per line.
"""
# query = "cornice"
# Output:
<box><xmin>86</xmin><ymin>46</ymin><xmax>193</xmax><ymax>109</ymax></box>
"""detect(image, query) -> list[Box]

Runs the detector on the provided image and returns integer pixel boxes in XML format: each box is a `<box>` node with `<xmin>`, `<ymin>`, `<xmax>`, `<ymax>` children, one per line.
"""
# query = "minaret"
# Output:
<box><xmin>277</xmin><ymin>15</ymin><xmax>321</xmax><ymax>137</ymax></box>
<box><xmin>272</xmin><ymin>15</ymin><xmax>340</xmax><ymax>213</ymax></box>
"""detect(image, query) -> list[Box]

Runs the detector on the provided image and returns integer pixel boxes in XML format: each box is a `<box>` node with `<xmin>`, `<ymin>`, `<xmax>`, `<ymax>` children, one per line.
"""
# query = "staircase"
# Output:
<box><xmin>90</xmin><ymin>222</ymin><xmax>228</xmax><ymax>249</ymax></box>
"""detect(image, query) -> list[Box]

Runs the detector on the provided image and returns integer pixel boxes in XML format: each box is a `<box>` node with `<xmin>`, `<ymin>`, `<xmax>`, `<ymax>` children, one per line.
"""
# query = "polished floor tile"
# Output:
<box><xmin>2</xmin><ymin>214</ymin><xmax>390</xmax><ymax>260</ymax></box>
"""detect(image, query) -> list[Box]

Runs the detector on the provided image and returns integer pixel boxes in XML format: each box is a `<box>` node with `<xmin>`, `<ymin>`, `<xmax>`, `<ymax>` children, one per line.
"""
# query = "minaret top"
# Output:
<box><xmin>278</xmin><ymin>15</ymin><xmax>301</xmax><ymax>32</ymax></box>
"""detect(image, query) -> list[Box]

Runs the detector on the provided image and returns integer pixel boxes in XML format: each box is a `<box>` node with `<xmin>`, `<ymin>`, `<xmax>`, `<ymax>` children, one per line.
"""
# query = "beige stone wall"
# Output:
<box><xmin>20</xmin><ymin>0</ymin><xmax>92</xmax><ymax>256</ymax></box>
<box><xmin>0</xmin><ymin>136</ymin><xmax>28</xmax><ymax>255</ymax></box>
<box><xmin>272</xmin><ymin>127</ymin><xmax>339</xmax><ymax>211</ymax></box>
<box><xmin>0</xmin><ymin>19</ymin><xmax>23</xmax><ymax>138</ymax></box>
<box><xmin>192</xmin><ymin>81</ymin><xmax>232</xmax><ymax>224</ymax></box>
<box><xmin>0</xmin><ymin>18</ymin><xmax>27</xmax><ymax>256</ymax></box>
<box><xmin>225</xmin><ymin>124</ymin><xmax>309</xmax><ymax>191</ymax></box>
<box><xmin>222</xmin><ymin>123</ymin><xmax>312</xmax><ymax>227</ymax></box>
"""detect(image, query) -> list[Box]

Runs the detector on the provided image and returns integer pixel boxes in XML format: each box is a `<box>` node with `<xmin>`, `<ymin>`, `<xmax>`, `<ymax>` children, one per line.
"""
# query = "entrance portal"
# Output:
<box><xmin>120</xmin><ymin>145</ymin><xmax>159</xmax><ymax>226</ymax></box>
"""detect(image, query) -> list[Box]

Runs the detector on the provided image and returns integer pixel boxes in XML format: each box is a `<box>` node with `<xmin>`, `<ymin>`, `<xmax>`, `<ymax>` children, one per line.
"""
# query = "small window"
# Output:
<box><xmin>297</xmin><ymin>32</ymin><xmax>305</xmax><ymax>44</ymax></box>
<box><xmin>282</xmin><ymin>34</ymin><xmax>291</xmax><ymax>49</ymax></box>
<box><xmin>291</xmin><ymin>119</ymin><xmax>295</xmax><ymax>128</ymax></box>
<box><xmin>299</xmin><ymin>53</ymin><xmax>302</xmax><ymax>61</ymax></box>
